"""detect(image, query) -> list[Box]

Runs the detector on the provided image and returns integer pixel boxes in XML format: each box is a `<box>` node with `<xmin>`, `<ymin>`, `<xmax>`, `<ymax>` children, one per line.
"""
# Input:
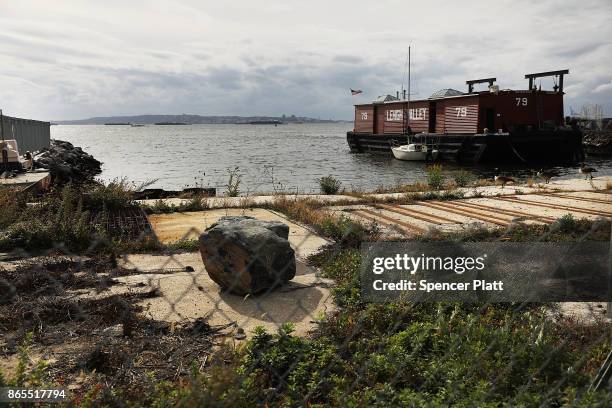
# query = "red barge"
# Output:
<box><xmin>347</xmin><ymin>70</ymin><xmax>584</xmax><ymax>163</ymax></box>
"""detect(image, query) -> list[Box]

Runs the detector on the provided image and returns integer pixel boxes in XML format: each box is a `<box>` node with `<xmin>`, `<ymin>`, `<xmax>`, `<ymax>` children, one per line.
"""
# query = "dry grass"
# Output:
<box><xmin>444</xmin><ymin>180</ymin><xmax>458</xmax><ymax>190</ymax></box>
<box><xmin>267</xmin><ymin>195</ymin><xmax>375</xmax><ymax>246</ymax></box>
<box><xmin>372</xmin><ymin>181</ymin><xmax>431</xmax><ymax>194</ymax></box>
<box><xmin>269</xmin><ymin>196</ymin><xmax>327</xmax><ymax>225</ymax></box>
<box><xmin>473</xmin><ymin>178</ymin><xmax>496</xmax><ymax>187</ymax></box>
<box><xmin>238</xmin><ymin>196</ymin><xmax>255</xmax><ymax>209</ymax></box>
<box><xmin>0</xmin><ymin>257</ymin><xmax>229</xmax><ymax>395</ymax></box>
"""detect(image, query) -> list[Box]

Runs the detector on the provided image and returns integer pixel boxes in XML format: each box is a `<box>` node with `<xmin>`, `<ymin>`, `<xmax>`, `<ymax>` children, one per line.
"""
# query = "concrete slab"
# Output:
<box><xmin>334</xmin><ymin>189</ymin><xmax>611</xmax><ymax>235</ymax></box>
<box><xmin>357</xmin><ymin>176</ymin><xmax>611</xmax><ymax>201</ymax></box>
<box><xmin>135</xmin><ymin>177</ymin><xmax>611</xmax><ymax>210</ymax></box>
<box><xmin>137</xmin><ymin>193</ymin><xmax>360</xmax><ymax>209</ymax></box>
<box><xmin>115</xmin><ymin>252</ymin><xmax>334</xmax><ymax>338</ymax></box>
<box><xmin>557</xmin><ymin>302</ymin><xmax>612</xmax><ymax>323</ymax></box>
<box><xmin>0</xmin><ymin>170</ymin><xmax>50</xmax><ymax>191</ymax></box>
<box><xmin>139</xmin><ymin>208</ymin><xmax>336</xmax><ymax>338</ymax></box>
<box><xmin>148</xmin><ymin>208</ymin><xmax>330</xmax><ymax>260</ymax></box>
<box><xmin>365</xmin><ymin>185</ymin><xmax>543</xmax><ymax>201</ymax></box>
<box><xmin>544</xmin><ymin>176</ymin><xmax>611</xmax><ymax>191</ymax></box>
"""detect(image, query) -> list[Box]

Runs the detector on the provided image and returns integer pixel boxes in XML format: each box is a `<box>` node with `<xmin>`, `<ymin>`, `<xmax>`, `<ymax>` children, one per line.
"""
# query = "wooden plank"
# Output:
<box><xmin>442</xmin><ymin>201</ymin><xmax>516</xmax><ymax>221</ymax></box>
<box><xmin>543</xmin><ymin>193</ymin><xmax>611</xmax><ymax>205</ymax></box>
<box><xmin>350</xmin><ymin>210</ymin><xmax>413</xmax><ymax>236</ymax></box>
<box><xmin>352</xmin><ymin>208</ymin><xmax>426</xmax><ymax>233</ymax></box>
<box><xmin>450</xmin><ymin>200</ymin><xmax>555</xmax><ymax>223</ymax></box>
<box><xmin>374</xmin><ymin>203</ymin><xmax>460</xmax><ymax>224</ymax></box>
<box><xmin>495</xmin><ymin>196</ymin><xmax>612</xmax><ymax>217</ymax></box>
<box><xmin>418</xmin><ymin>201</ymin><xmax>509</xmax><ymax>226</ymax></box>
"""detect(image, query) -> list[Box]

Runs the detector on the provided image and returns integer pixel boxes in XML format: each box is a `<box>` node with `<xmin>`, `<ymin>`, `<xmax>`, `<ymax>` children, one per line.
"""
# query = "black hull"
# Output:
<box><xmin>346</xmin><ymin>133</ymin><xmax>408</xmax><ymax>153</ymax></box>
<box><xmin>347</xmin><ymin>129</ymin><xmax>584</xmax><ymax>164</ymax></box>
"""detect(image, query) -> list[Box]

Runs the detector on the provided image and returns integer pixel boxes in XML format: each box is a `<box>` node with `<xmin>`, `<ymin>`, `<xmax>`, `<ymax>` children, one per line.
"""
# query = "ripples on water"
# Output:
<box><xmin>52</xmin><ymin>124</ymin><xmax>611</xmax><ymax>193</ymax></box>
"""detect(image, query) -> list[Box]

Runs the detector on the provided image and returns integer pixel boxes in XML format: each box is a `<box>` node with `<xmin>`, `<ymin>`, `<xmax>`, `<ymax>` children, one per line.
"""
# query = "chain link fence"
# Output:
<box><xmin>1</xmin><ymin>185</ymin><xmax>611</xmax><ymax>406</ymax></box>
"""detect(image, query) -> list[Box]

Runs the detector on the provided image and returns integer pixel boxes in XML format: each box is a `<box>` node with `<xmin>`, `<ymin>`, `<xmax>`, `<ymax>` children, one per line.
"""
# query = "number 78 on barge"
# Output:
<box><xmin>347</xmin><ymin>69</ymin><xmax>584</xmax><ymax>163</ymax></box>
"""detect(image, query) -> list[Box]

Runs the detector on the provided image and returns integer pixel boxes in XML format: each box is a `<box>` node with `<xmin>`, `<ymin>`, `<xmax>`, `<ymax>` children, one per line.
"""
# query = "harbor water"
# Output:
<box><xmin>53</xmin><ymin>123</ymin><xmax>612</xmax><ymax>194</ymax></box>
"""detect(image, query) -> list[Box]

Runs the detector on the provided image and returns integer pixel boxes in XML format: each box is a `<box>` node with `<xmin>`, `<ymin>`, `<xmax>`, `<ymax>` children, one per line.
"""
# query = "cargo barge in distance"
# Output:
<box><xmin>347</xmin><ymin>69</ymin><xmax>584</xmax><ymax>163</ymax></box>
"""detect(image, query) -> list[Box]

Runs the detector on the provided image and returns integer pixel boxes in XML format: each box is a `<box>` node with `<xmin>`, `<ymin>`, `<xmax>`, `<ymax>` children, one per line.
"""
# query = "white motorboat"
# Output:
<box><xmin>391</xmin><ymin>143</ymin><xmax>439</xmax><ymax>161</ymax></box>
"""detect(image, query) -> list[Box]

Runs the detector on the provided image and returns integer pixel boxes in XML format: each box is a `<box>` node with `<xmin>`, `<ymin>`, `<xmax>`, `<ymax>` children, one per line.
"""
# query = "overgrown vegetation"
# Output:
<box><xmin>453</xmin><ymin>169</ymin><xmax>472</xmax><ymax>187</ymax></box>
<box><xmin>0</xmin><ymin>333</ymin><xmax>48</xmax><ymax>389</ymax></box>
<box><xmin>267</xmin><ymin>196</ymin><xmax>376</xmax><ymax>247</ymax></box>
<box><xmin>0</xmin><ymin>184</ymin><xmax>105</xmax><ymax>252</ymax></box>
<box><xmin>22</xmin><ymin>217</ymin><xmax>608</xmax><ymax>406</ymax></box>
<box><xmin>143</xmin><ymin>196</ymin><xmax>210</xmax><ymax>214</ymax></box>
<box><xmin>3</xmin><ymin>165</ymin><xmax>611</xmax><ymax>406</ymax></box>
<box><xmin>318</xmin><ymin>175</ymin><xmax>342</xmax><ymax>195</ymax></box>
<box><xmin>84</xmin><ymin>178</ymin><xmax>137</xmax><ymax>210</ymax></box>
<box><xmin>426</xmin><ymin>164</ymin><xmax>445</xmax><ymax>190</ymax></box>
<box><xmin>556</xmin><ymin>213</ymin><xmax>577</xmax><ymax>233</ymax></box>
<box><xmin>0</xmin><ymin>179</ymin><xmax>150</xmax><ymax>253</ymax></box>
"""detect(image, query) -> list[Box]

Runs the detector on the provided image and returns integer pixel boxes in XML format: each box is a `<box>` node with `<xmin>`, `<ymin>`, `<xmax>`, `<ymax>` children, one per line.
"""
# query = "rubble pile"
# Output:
<box><xmin>34</xmin><ymin>139</ymin><xmax>102</xmax><ymax>184</ymax></box>
<box><xmin>583</xmin><ymin>130</ymin><xmax>612</xmax><ymax>156</ymax></box>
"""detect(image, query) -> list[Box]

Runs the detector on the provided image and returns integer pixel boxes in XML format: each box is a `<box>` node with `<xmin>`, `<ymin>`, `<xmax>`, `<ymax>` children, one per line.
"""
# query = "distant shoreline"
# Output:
<box><xmin>55</xmin><ymin>114</ymin><xmax>351</xmax><ymax>125</ymax></box>
<box><xmin>55</xmin><ymin>121</ymin><xmax>352</xmax><ymax>126</ymax></box>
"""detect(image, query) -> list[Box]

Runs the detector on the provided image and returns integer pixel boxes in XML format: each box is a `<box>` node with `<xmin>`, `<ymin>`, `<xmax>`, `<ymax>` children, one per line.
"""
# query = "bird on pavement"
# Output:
<box><xmin>493</xmin><ymin>169</ymin><xmax>516</xmax><ymax>188</ymax></box>
<box><xmin>578</xmin><ymin>164</ymin><xmax>597</xmax><ymax>180</ymax></box>
<box><xmin>536</xmin><ymin>169</ymin><xmax>560</xmax><ymax>184</ymax></box>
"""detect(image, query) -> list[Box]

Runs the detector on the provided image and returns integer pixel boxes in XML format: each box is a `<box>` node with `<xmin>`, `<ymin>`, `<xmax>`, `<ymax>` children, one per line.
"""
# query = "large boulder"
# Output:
<box><xmin>198</xmin><ymin>216</ymin><xmax>296</xmax><ymax>295</ymax></box>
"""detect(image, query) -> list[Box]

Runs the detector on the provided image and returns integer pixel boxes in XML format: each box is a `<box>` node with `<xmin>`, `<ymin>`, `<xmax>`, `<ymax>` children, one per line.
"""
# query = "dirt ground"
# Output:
<box><xmin>0</xmin><ymin>256</ymin><xmax>247</xmax><ymax>394</ymax></box>
<box><xmin>0</xmin><ymin>210</ymin><xmax>334</xmax><ymax>393</ymax></box>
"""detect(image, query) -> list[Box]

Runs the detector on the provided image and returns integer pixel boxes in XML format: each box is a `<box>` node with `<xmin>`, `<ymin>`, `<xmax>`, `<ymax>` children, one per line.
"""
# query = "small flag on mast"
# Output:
<box><xmin>350</xmin><ymin>89</ymin><xmax>363</xmax><ymax>95</ymax></box>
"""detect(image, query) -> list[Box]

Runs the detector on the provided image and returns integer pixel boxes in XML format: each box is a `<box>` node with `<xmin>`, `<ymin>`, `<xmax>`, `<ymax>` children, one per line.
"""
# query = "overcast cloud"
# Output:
<box><xmin>1</xmin><ymin>0</ymin><xmax>611</xmax><ymax>120</ymax></box>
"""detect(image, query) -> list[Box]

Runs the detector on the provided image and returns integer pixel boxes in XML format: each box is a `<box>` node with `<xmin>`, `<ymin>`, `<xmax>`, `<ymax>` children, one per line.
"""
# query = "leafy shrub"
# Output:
<box><xmin>426</xmin><ymin>165</ymin><xmax>445</xmax><ymax>190</ymax></box>
<box><xmin>556</xmin><ymin>213</ymin><xmax>577</xmax><ymax>233</ymax></box>
<box><xmin>318</xmin><ymin>175</ymin><xmax>342</xmax><ymax>195</ymax></box>
<box><xmin>0</xmin><ymin>333</ymin><xmax>48</xmax><ymax>388</ymax></box>
<box><xmin>240</xmin><ymin>324</ymin><xmax>344</xmax><ymax>404</ymax></box>
<box><xmin>453</xmin><ymin>170</ymin><xmax>472</xmax><ymax>187</ymax></box>
<box><xmin>0</xmin><ymin>220</ymin><xmax>52</xmax><ymax>250</ymax></box>
<box><xmin>226</xmin><ymin>286</ymin><xmax>610</xmax><ymax>407</ymax></box>
<box><xmin>320</xmin><ymin>215</ymin><xmax>372</xmax><ymax>247</ymax></box>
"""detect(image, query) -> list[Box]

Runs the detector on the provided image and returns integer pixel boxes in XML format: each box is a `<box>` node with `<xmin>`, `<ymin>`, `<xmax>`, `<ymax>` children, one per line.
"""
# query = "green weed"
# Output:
<box><xmin>453</xmin><ymin>170</ymin><xmax>472</xmax><ymax>187</ymax></box>
<box><xmin>226</xmin><ymin>167</ymin><xmax>242</xmax><ymax>197</ymax></box>
<box><xmin>318</xmin><ymin>175</ymin><xmax>342</xmax><ymax>195</ymax></box>
<box><xmin>426</xmin><ymin>164</ymin><xmax>445</xmax><ymax>190</ymax></box>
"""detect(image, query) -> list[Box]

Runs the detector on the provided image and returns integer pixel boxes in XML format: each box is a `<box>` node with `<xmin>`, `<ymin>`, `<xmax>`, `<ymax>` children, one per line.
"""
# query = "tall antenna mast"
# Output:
<box><xmin>407</xmin><ymin>46</ymin><xmax>411</xmax><ymax>129</ymax></box>
<box><xmin>0</xmin><ymin>109</ymin><xmax>4</xmax><ymax>142</ymax></box>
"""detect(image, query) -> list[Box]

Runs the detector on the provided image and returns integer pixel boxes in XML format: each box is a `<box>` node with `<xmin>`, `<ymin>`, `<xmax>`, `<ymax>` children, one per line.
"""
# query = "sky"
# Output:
<box><xmin>1</xmin><ymin>0</ymin><xmax>611</xmax><ymax>121</ymax></box>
